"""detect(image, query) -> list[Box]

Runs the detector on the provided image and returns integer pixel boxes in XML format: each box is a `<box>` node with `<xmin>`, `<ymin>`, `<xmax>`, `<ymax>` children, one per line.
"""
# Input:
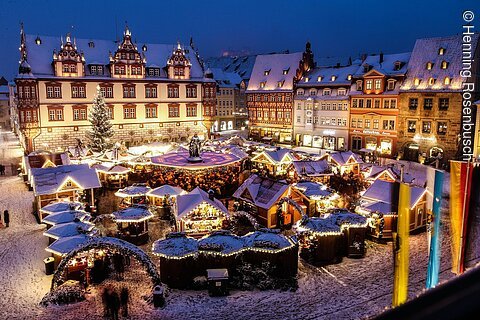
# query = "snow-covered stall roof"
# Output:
<box><xmin>97</xmin><ymin>165</ymin><xmax>131</xmax><ymax>175</ymax></box>
<box><xmin>152</xmin><ymin>232</ymin><xmax>199</xmax><ymax>258</ymax></box>
<box><xmin>46</xmin><ymin>234</ymin><xmax>90</xmax><ymax>256</ymax></box>
<box><xmin>176</xmin><ymin>187</ymin><xmax>229</xmax><ymax>219</ymax></box>
<box><xmin>361</xmin><ymin>179</ymin><xmax>426</xmax><ymax>210</ymax></box>
<box><xmin>247</xmin><ymin>52</ymin><xmax>303</xmax><ymax>92</ymax></box>
<box><xmin>295</xmin><ymin>210</ymin><xmax>367</xmax><ymax>235</ymax></box>
<box><xmin>147</xmin><ymin>185</ymin><xmax>187</xmax><ymax>198</ymax></box>
<box><xmin>40</xmin><ymin>201</ymin><xmax>84</xmax><ymax>215</ymax></box>
<box><xmin>252</xmin><ymin>148</ymin><xmax>295</xmax><ymax>165</ymax></box>
<box><xmin>66</xmin><ymin>146</ymin><xmax>93</xmax><ymax>159</ymax></box>
<box><xmin>23</xmin><ymin>34</ymin><xmax>205</xmax><ymax>79</ymax></box>
<box><xmin>31</xmin><ymin>164</ymin><xmax>101</xmax><ymax>196</ymax></box>
<box><xmin>293</xmin><ymin>181</ymin><xmax>333</xmax><ymax>199</ymax></box>
<box><xmin>400</xmin><ymin>34</ymin><xmax>479</xmax><ymax>92</ymax></box>
<box><xmin>364</xmin><ymin>165</ymin><xmax>415</xmax><ymax>184</ymax></box>
<box><xmin>112</xmin><ymin>205</ymin><xmax>154</xmax><ymax>223</ymax></box>
<box><xmin>42</xmin><ymin>210</ymin><xmax>90</xmax><ymax>226</ymax></box>
<box><xmin>243</xmin><ymin>229</ymin><xmax>294</xmax><ymax>252</ymax></box>
<box><xmin>233</xmin><ymin>174</ymin><xmax>289</xmax><ymax>210</ymax></box>
<box><xmin>43</xmin><ymin>221</ymin><xmax>94</xmax><ymax>240</ymax></box>
<box><xmin>291</xmin><ymin>160</ymin><xmax>330</xmax><ymax>177</ymax></box>
<box><xmin>115</xmin><ymin>184</ymin><xmax>152</xmax><ymax>197</ymax></box>
<box><xmin>198</xmin><ymin>230</ymin><xmax>244</xmax><ymax>255</ymax></box>
<box><xmin>223</xmin><ymin>146</ymin><xmax>249</xmax><ymax>160</ymax></box>
<box><xmin>321</xmin><ymin>151</ymin><xmax>363</xmax><ymax>167</ymax></box>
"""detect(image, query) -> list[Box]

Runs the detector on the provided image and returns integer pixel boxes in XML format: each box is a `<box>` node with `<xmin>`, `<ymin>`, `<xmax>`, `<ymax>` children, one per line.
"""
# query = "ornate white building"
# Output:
<box><xmin>14</xmin><ymin>24</ymin><xmax>216</xmax><ymax>152</ymax></box>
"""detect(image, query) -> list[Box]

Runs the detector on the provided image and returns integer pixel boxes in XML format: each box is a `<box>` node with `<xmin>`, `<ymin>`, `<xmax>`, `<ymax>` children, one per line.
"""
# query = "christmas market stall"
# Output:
<box><xmin>115</xmin><ymin>183</ymin><xmax>152</xmax><ymax>208</ymax></box>
<box><xmin>112</xmin><ymin>204</ymin><xmax>154</xmax><ymax>245</ymax></box>
<box><xmin>197</xmin><ymin>230</ymin><xmax>244</xmax><ymax>273</ymax></box>
<box><xmin>292</xmin><ymin>181</ymin><xmax>340</xmax><ymax>215</ymax></box>
<box><xmin>242</xmin><ymin>229</ymin><xmax>298</xmax><ymax>277</ymax></box>
<box><xmin>21</xmin><ymin>150</ymin><xmax>70</xmax><ymax>183</ymax></box>
<box><xmin>30</xmin><ymin>164</ymin><xmax>101</xmax><ymax>211</ymax></box>
<box><xmin>319</xmin><ymin>151</ymin><xmax>363</xmax><ymax>175</ymax></box>
<box><xmin>39</xmin><ymin>201</ymin><xmax>84</xmax><ymax>220</ymax></box>
<box><xmin>287</xmin><ymin>159</ymin><xmax>332</xmax><ymax>183</ymax></box>
<box><xmin>42</xmin><ymin>210</ymin><xmax>91</xmax><ymax>229</ymax></box>
<box><xmin>175</xmin><ymin>187</ymin><xmax>229</xmax><ymax>237</ymax></box>
<box><xmin>251</xmin><ymin>148</ymin><xmax>297</xmax><ymax>177</ymax></box>
<box><xmin>233</xmin><ymin>174</ymin><xmax>306</xmax><ymax>228</ymax></box>
<box><xmin>46</xmin><ymin>234</ymin><xmax>91</xmax><ymax>270</ymax></box>
<box><xmin>92</xmin><ymin>163</ymin><xmax>131</xmax><ymax>189</ymax></box>
<box><xmin>361</xmin><ymin>164</ymin><xmax>415</xmax><ymax>185</ymax></box>
<box><xmin>152</xmin><ymin>232</ymin><xmax>199</xmax><ymax>288</ymax></box>
<box><xmin>147</xmin><ymin>184</ymin><xmax>187</xmax><ymax>218</ymax></box>
<box><xmin>294</xmin><ymin>210</ymin><xmax>368</xmax><ymax>265</ymax></box>
<box><xmin>43</xmin><ymin>221</ymin><xmax>95</xmax><ymax>244</ymax></box>
<box><xmin>356</xmin><ymin>179</ymin><xmax>427</xmax><ymax>240</ymax></box>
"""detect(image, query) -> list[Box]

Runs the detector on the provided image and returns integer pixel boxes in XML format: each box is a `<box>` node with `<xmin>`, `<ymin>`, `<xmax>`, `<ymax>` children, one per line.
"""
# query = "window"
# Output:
<box><xmin>48</xmin><ymin>107</ymin><xmax>63</xmax><ymax>121</ymax></box>
<box><xmin>374</xmin><ymin>79</ymin><xmax>381</xmax><ymax>90</ymax></box>
<box><xmin>366</xmin><ymin>99</ymin><xmax>372</xmax><ymax>108</ymax></box>
<box><xmin>147</xmin><ymin>68</ymin><xmax>160</xmax><ymax>77</ymax></box>
<box><xmin>264</xmin><ymin>70</ymin><xmax>270</xmax><ymax>76</ymax></box>
<box><xmin>408</xmin><ymin>120</ymin><xmax>416</xmax><ymax>133</ymax></box>
<box><xmin>317</xmin><ymin>76</ymin><xmax>323</xmax><ymax>82</ymax></box>
<box><xmin>132</xmin><ymin>66</ymin><xmax>142</xmax><ymax>75</ymax></box>
<box><xmin>374</xmin><ymin>99</ymin><xmax>380</xmax><ymax>108</ymax></box>
<box><xmin>114</xmin><ymin>65</ymin><xmax>126</xmax><ymax>75</ymax></box>
<box><xmin>342</xmin><ymin>118</ymin><xmax>347</xmax><ymax>126</ymax></box>
<box><xmin>422</xmin><ymin>121</ymin><xmax>432</xmax><ymax>133</ymax></box>
<box><xmin>351</xmin><ymin>119</ymin><xmax>357</xmax><ymax>128</ymax></box>
<box><xmin>356</xmin><ymin>80</ymin><xmax>363</xmax><ymax>91</ymax></box>
<box><xmin>278</xmin><ymin>81</ymin><xmax>284</xmax><ymax>88</ymax></box>
<box><xmin>145</xmin><ymin>105</ymin><xmax>157</xmax><ymax>118</ymax></box>
<box><xmin>358</xmin><ymin>99</ymin><xmax>364</xmax><ymax>108</ymax></box>
<box><xmin>297</xmin><ymin>89</ymin><xmax>304</xmax><ymax>96</ymax></box>
<box><xmin>352</xmin><ymin>99</ymin><xmax>358</xmax><ymax>108</ymax></box>
<box><xmin>145</xmin><ymin>86</ymin><xmax>158</xmax><ymax>98</ymax></box>
<box><xmin>437</xmin><ymin>121</ymin><xmax>447</xmax><ymax>135</ymax></box>
<box><xmin>174</xmin><ymin>67</ymin><xmax>184</xmax><ymax>77</ymax></box>
<box><xmin>383</xmin><ymin>120</ymin><xmax>395</xmax><ymax>130</ymax></box>
<box><xmin>428</xmin><ymin>77</ymin><xmax>436</xmax><ymax>86</ymax></box>
<box><xmin>71</xmin><ymin>85</ymin><xmax>86</xmax><ymax>98</ymax></box>
<box><xmin>313</xmin><ymin>116</ymin><xmax>318</xmax><ymax>124</ymax></box>
<box><xmin>260</xmin><ymin>81</ymin><xmax>266</xmax><ymax>88</ymax></box>
<box><xmin>384</xmin><ymin>100</ymin><xmax>390</xmax><ymax>109</ymax></box>
<box><xmin>352</xmin><ymin>137</ymin><xmax>362</xmax><ymax>150</ymax></box>
<box><xmin>409</xmin><ymin>98</ymin><xmax>418</xmax><ymax>110</ymax></box>
<box><xmin>438</xmin><ymin>47</ymin><xmax>445</xmax><ymax>55</ymax></box>
<box><xmin>357</xmin><ymin>119</ymin><xmax>363</xmax><ymax>128</ymax></box>
<box><xmin>296</xmin><ymin>116</ymin><xmax>301</xmax><ymax>123</ymax></box>
<box><xmin>338</xmin><ymin>88</ymin><xmax>346</xmax><ymax>96</ymax></box>
<box><xmin>283</xmin><ymin>68</ymin><xmax>289</xmax><ymax>75</ymax></box>
<box><xmin>331</xmin><ymin>118</ymin><xmax>336</xmax><ymax>126</ymax></box>
<box><xmin>123</xmin><ymin>106</ymin><xmax>136</xmax><ymax>119</ymax></box>
<box><xmin>439</xmin><ymin>98</ymin><xmax>449</xmax><ymax>110</ymax></box>
<box><xmin>373</xmin><ymin>119</ymin><xmax>379</xmax><ymax>129</ymax></box>
<box><xmin>387</xmin><ymin>80</ymin><xmax>395</xmax><ymax>91</ymax></box>
<box><xmin>441</xmin><ymin>61</ymin><xmax>448</xmax><ymax>69</ymax></box>
<box><xmin>444</xmin><ymin>77</ymin><xmax>451</xmax><ymax>85</ymax></box>
<box><xmin>306</xmin><ymin>117</ymin><xmax>312</xmax><ymax>124</ymax></box>
<box><xmin>72</xmin><ymin>106</ymin><xmax>87</xmax><ymax>120</ymax></box>
<box><xmin>186</xmin><ymin>104</ymin><xmax>197</xmax><ymax>117</ymax></box>
<box><xmin>107</xmin><ymin>106</ymin><xmax>114</xmax><ymax>119</ymax></box>
<box><xmin>365</xmin><ymin>119</ymin><xmax>371</xmax><ymax>128</ymax></box>
<box><xmin>310</xmin><ymin>90</ymin><xmax>316</xmax><ymax>96</ymax></box>
<box><xmin>390</xmin><ymin>99</ymin><xmax>396</xmax><ymax>108</ymax></box>
<box><xmin>414</xmin><ymin>78</ymin><xmax>421</xmax><ymax>86</ymax></box>
<box><xmin>123</xmin><ymin>85</ymin><xmax>136</xmax><ymax>98</ymax></box>
<box><xmin>323</xmin><ymin>89</ymin><xmax>331</xmax><ymax>96</ymax></box>
<box><xmin>46</xmin><ymin>85</ymin><xmax>61</xmax><ymax>98</ymax></box>
<box><xmin>186</xmin><ymin>86</ymin><xmax>197</xmax><ymax>98</ymax></box>
<box><xmin>90</xmin><ymin>65</ymin><xmax>103</xmax><ymax>75</ymax></box>
<box><xmin>366</xmin><ymin>79</ymin><xmax>373</xmax><ymax>90</ymax></box>
<box><xmin>426</xmin><ymin>62</ymin><xmax>433</xmax><ymax>70</ymax></box>
<box><xmin>168</xmin><ymin>104</ymin><xmax>180</xmax><ymax>118</ymax></box>
<box><xmin>424</xmin><ymin>98</ymin><xmax>433</xmax><ymax>110</ymax></box>
<box><xmin>168</xmin><ymin>85</ymin><xmax>180</xmax><ymax>98</ymax></box>
<box><xmin>331</xmin><ymin>75</ymin><xmax>336</xmax><ymax>82</ymax></box>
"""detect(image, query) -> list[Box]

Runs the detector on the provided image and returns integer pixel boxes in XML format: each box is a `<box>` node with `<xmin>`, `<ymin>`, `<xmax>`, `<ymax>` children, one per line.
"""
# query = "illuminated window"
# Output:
<box><xmin>283</xmin><ymin>68</ymin><xmax>289</xmax><ymax>75</ymax></box>
<box><xmin>317</xmin><ymin>76</ymin><xmax>323</xmax><ymax>82</ymax></box>
<box><xmin>444</xmin><ymin>77</ymin><xmax>451</xmax><ymax>85</ymax></box>
<box><xmin>366</xmin><ymin>79</ymin><xmax>373</xmax><ymax>90</ymax></box>
<box><xmin>414</xmin><ymin>78</ymin><xmax>421</xmax><ymax>86</ymax></box>
<box><xmin>428</xmin><ymin>77</ymin><xmax>436</xmax><ymax>86</ymax></box>
<box><xmin>441</xmin><ymin>61</ymin><xmax>448</xmax><ymax>69</ymax></box>
<box><xmin>438</xmin><ymin>47</ymin><xmax>445</xmax><ymax>55</ymax></box>
<box><xmin>422</xmin><ymin>121</ymin><xmax>432</xmax><ymax>133</ymax></box>
<box><xmin>374</xmin><ymin>79</ymin><xmax>381</xmax><ymax>90</ymax></box>
<box><xmin>437</xmin><ymin>121</ymin><xmax>447</xmax><ymax>135</ymax></box>
<box><xmin>264</xmin><ymin>70</ymin><xmax>270</xmax><ymax>76</ymax></box>
<box><xmin>260</xmin><ymin>81</ymin><xmax>266</xmax><ymax>88</ymax></box>
<box><xmin>347</xmin><ymin>74</ymin><xmax>352</xmax><ymax>80</ymax></box>
<box><xmin>408</xmin><ymin>120</ymin><xmax>416</xmax><ymax>133</ymax></box>
<box><xmin>426</xmin><ymin>62</ymin><xmax>433</xmax><ymax>70</ymax></box>
<box><xmin>331</xmin><ymin>75</ymin><xmax>336</xmax><ymax>82</ymax></box>
<box><xmin>373</xmin><ymin>119</ymin><xmax>379</xmax><ymax>129</ymax></box>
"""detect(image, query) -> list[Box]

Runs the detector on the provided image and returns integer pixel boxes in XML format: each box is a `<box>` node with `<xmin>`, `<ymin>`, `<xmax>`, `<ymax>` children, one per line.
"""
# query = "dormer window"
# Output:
<box><xmin>441</xmin><ymin>61</ymin><xmax>448</xmax><ymax>69</ymax></box>
<box><xmin>35</xmin><ymin>36</ymin><xmax>42</xmax><ymax>45</ymax></box>
<box><xmin>260</xmin><ymin>81</ymin><xmax>266</xmax><ymax>88</ymax></box>
<box><xmin>147</xmin><ymin>67</ymin><xmax>160</xmax><ymax>77</ymax></box>
<box><xmin>438</xmin><ymin>47</ymin><xmax>445</xmax><ymax>55</ymax></box>
<box><xmin>444</xmin><ymin>77</ymin><xmax>451</xmax><ymax>85</ymax></box>
<box><xmin>88</xmin><ymin>41</ymin><xmax>94</xmax><ymax>48</ymax></box>
<box><xmin>387</xmin><ymin>79</ymin><xmax>395</xmax><ymax>91</ymax></box>
<box><xmin>90</xmin><ymin>65</ymin><xmax>103</xmax><ymax>75</ymax></box>
<box><xmin>142</xmin><ymin>44</ymin><xmax>147</xmax><ymax>52</ymax></box>
<box><xmin>323</xmin><ymin>89</ymin><xmax>331</xmax><ymax>96</ymax></box>
<box><xmin>394</xmin><ymin>61</ymin><xmax>403</xmax><ymax>71</ymax></box>
<box><xmin>356</xmin><ymin>80</ymin><xmax>363</xmax><ymax>91</ymax></box>
<box><xmin>297</xmin><ymin>89</ymin><xmax>304</xmax><ymax>96</ymax></box>
<box><xmin>338</xmin><ymin>88</ymin><xmax>346</xmax><ymax>96</ymax></box>
<box><xmin>347</xmin><ymin>74</ymin><xmax>352</xmax><ymax>80</ymax></box>
<box><xmin>264</xmin><ymin>70</ymin><xmax>270</xmax><ymax>76</ymax></box>
<box><xmin>428</xmin><ymin>77</ymin><xmax>436</xmax><ymax>86</ymax></box>
<box><xmin>277</xmin><ymin>80</ymin><xmax>284</xmax><ymax>88</ymax></box>
<box><xmin>414</xmin><ymin>78</ymin><xmax>421</xmax><ymax>86</ymax></box>
<box><xmin>426</xmin><ymin>62</ymin><xmax>433</xmax><ymax>70</ymax></box>
<box><xmin>331</xmin><ymin>75</ymin><xmax>337</xmax><ymax>82</ymax></box>
<box><xmin>317</xmin><ymin>76</ymin><xmax>323</xmax><ymax>82</ymax></box>
<box><xmin>309</xmin><ymin>89</ymin><xmax>316</xmax><ymax>96</ymax></box>
<box><xmin>305</xmin><ymin>77</ymin><xmax>310</xmax><ymax>82</ymax></box>
<box><xmin>283</xmin><ymin>68</ymin><xmax>289</xmax><ymax>75</ymax></box>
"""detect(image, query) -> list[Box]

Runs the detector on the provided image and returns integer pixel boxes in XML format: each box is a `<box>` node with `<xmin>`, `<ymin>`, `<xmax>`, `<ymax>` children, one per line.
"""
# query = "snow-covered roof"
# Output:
<box><xmin>252</xmin><ymin>148</ymin><xmax>294</xmax><ymax>164</ymax></box>
<box><xmin>400</xmin><ymin>34</ymin><xmax>479</xmax><ymax>92</ymax></box>
<box><xmin>291</xmin><ymin>160</ymin><xmax>330</xmax><ymax>177</ymax></box>
<box><xmin>247</xmin><ymin>52</ymin><xmax>303</xmax><ymax>92</ymax></box>
<box><xmin>43</xmin><ymin>221</ymin><xmax>94</xmax><ymax>240</ymax></box>
<box><xmin>354</xmin><ymin>52</ymin><xmax>411</xmax><ymax>77</ymax></box>
<box><xmin>147</xmin><ymin>185</ymin><xmax>186</xmax><ymax>198</ymax></box>
<box><xmin>295</xmin><ymin>210</ymin><xmax>367</xmax><ymax>234</ymax></box>
<box><xmin>31</xmin><ymin>164</ymin><xmax>101</xmax><ymax>196</ymax></box>
<box><xmin>322</xmin><ymin>151</ymin><xmax>363</xmax><ymax>166</ymax></box>
<box><xmin>42</xmin><ymin>210</ymin><xmax>90</xmax><ymax>226</ymax></box>
<box><xmin>223</xmin><ymin>146</ymin><xmax>249</xmax><ymax>160</ymax></box>
<box><xmin>205</xmin><ymin>55</ymin><xmax>257</xmax><ymax>80</ymax></box>
<box><xmin>152</xmin><ymin>232</ymin><xmax>198</xmax><ymax>258</ymax></box>
<box><xmin>233</xmin><ymin>174</ymin><xmax>289</xmax><ymax>210</ymax></box>
<box><xmin>66</xmin><ymin>146</ymin><xmax>93</xmax><ymax>159</ymax></box>
<box><xmin>176</xmin><ymin>187</ymin><xmax>229</xmax><ymax>219</ymax></box>
<box><xmin>365</xmin><ymin>165</ymin><xmax>415</xmax><ymax>184</ymax></box>
<box><xmin>243</xmin><ymin>229</ymin><xmax>293</xmax><ymax>251</ymax></box>
<box><xmin>293</xmin><ymin>181</ymin><xmax>333</xmax><ymax>198</ymax></box>
<box><xmin>361</xmin><ymin>179</ymin><xmax>426</xmax><ymax>210</ymax></box>
<box><xmin>198</xmin><ymin>230</ymin><xmax>244</xmax><ymax>254</ymax></box>
<box><xmin>40</xmin><ymin>201</ymin><xmax>84</xmax><ymax>214</ymax></box>
<box><xmin>297</xmin><ymin>64</ymin><xmax>359</xmax><ymax>87</ymax></box>
<box><xmin>22</xmin><ymin>34</ymin><xmax>205</xmax><ymax>79</ymax></box>
<box><xmin>115</xmin><ymin>184</ymin><xmax>152</xmax><ymax>197</ymax></box>
<box><xmin>112</xmin><ymin>205</ymin><xmax>154</xmax><ymax>222</ymax></box>
<box><xmin>210</xmin><ymin>68</ymin><xmax>243</xmax><ymax>88</ymax></box>
<box><xmin>46</xmin><ymin>234</ymin><xmax>90</xmax><ymax>256</ymax></box>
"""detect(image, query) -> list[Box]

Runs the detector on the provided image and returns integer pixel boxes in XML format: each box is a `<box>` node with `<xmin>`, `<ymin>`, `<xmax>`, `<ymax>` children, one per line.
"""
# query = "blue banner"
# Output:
<box><xmin>426</xmin><ymin>169</ymin><xmax>444</xmax><ymax>288</ymax></box>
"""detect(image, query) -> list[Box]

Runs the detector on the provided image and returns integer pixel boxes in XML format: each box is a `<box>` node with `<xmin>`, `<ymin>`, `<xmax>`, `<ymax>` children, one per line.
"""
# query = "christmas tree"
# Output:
<box><xmin>86</xmin><ymin>86</ymin><xmax>114</xmax><ymax>152</ymax></box>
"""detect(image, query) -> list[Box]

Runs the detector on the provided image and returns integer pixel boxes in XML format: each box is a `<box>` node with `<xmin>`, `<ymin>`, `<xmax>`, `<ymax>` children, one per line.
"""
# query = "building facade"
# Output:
<box><xmin>15</xmin><ymin>25</ymin><xmax>216</xmax><ymax>153</ymax></box>
<box><xmin>349</xmin><ymin>53</ymin><xmax>411</xmax><ymax>157</ymax></box>
<box><xmin>294</xmin><ymin>64</ymin><xmax>358</xmax><ymax>150</ymax></box>
<box><xmin>0</xmin><ymin>77</ymin><xmax>11</xmax><ymax>130</ymax></box>
<box><xmin>398</xmin><ymin>34</ymin><xmax>480</xmax><ymax>162</ymax></box>
<box><xmin>246</xmin><ymin>44</ymin><xmax>314</xmax><ymax>143</ymax></box>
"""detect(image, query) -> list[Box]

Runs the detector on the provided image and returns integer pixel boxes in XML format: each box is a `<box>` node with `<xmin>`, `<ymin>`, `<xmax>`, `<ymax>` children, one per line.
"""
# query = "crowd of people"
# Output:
<box><xmin>138</xmin><ymin>165</ymin><xmax>242</xmax><ymax>198</ymax></box>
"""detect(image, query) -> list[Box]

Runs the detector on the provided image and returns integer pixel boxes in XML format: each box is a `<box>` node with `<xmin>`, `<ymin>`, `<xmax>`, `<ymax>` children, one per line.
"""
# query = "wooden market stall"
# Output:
<box><xmin>287</xmin><ymin>160</ymin><xmax>333</xmax><ymax>184</ymax></box>
<box><xmin>39</xmin><ymin>201</ymin><xmax>84</xmax><ymax>220</ymax></box>
<box><xmin>319</xmin><ymin>151</ymin><xmax>363</xmax><ymax>175</ymax></box>
<box><xmin>43</xmin><ymin>221</ymin><xmax>94</xmax><ymax>245</ymax></box>
<box><xmin>251</xmin><ymin>148</ymin><xmax>297</xmax><ymax>177</ymax></box>
<box><xmin>42</xmin><ymin>210</ymin><xmax>91</xmax><ymax>230</ymax></box>
<box><xmin>112</xmin><ymin>204</ymin><xmax>154</xmax><ymax>245</ymax></box>
<box><xmin>292</xmin><ymin>181</ymin><xmax>340</xmax><ymax>216</ymax></box>
<box><xmin>92</xmin><ymin>164</ymin><xmax>131</xmax><ymax>189</ymax></box>
<box><xmin>115</xmin><ymin>183</ymin><xmax>152</xmax><ymax>208</ymax></box>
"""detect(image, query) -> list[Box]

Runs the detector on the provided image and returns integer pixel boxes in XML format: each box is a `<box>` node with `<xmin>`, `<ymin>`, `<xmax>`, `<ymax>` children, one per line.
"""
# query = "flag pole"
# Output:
<box><xmin>459</xmin><ymin>159</ymin><xmax>471</xmax><ymax>274</ymax></box>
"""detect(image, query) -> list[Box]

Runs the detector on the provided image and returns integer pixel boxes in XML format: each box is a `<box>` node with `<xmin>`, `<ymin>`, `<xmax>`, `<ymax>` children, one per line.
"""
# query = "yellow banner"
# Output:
<box><xmin>392</xmin><ymin>182</ymin><xmax>410</xmax><ymax>307</ymax></box>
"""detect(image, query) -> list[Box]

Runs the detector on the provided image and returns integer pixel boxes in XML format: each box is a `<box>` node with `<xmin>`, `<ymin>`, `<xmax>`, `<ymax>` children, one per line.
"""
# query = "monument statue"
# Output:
<box><xmin>187</xmin><ymin>133</ymin><xmax>203</xmax><ymax>163</ymax></box>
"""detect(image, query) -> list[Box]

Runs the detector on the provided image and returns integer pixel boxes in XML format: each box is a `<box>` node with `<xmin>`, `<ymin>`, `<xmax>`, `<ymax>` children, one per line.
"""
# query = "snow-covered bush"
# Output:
<box><xmin>40</xmin><ymin>280</ymin><xmax>85</xmax><ymax>306</ymax></box>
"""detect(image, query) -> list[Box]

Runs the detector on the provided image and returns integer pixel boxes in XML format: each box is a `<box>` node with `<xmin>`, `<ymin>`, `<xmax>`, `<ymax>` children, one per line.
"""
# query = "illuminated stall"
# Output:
<box><xmin>319</xmin><ymin>151</ymin><xmax>363</xmax><ymax>175</ymax></box>
<box><xmin>287</xmin><ymin>160</ymin><xmax>332</xmax><ymax>184</ymax></box>
<box><xmin>92</xmin><ymin>164</ymin><xmax>130</xmax><ymax>189</ymax></box>
<box><xmin>112</xmin><ymin>205</ymin><xmax>154</xmax><ymax>245</ymax></box>
<box><xmin>39</xmin><ymin>201</ymin><xmax>84</xmax><ymax>220</ymax></box>
<box><xmin>43</xmin><ymin>221</ymin><xmax>95</xmax><ymax>244</ymax></box>
<box><xmin>42</xmin><ymin>210</ymin><xmax>91</xmax><ymax>230</ymax></box>
<box><xmin>115</xmin><ymin>183</ymin><xmax>152</xmax><ymax>208</ymax></box>
<box><xmin>251</xmin><ymin>148</ymin><xmax>297</xmax><ymax>177</ymax></box>
<box><xmin>292</xmin><ymin>181</ymin><xmax>340</xmax><ymax>215</ymax></box>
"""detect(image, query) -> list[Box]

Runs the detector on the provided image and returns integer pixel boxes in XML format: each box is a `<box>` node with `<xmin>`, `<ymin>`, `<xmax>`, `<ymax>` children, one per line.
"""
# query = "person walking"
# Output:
<box><xmin>4</xmin><ymin>210</ymin><xmax>9</xmax><ymax>227</ymax></box>
<box><xmin>120</xmin><ymin>287</ymin><xmax>129</xmax><ymax>318</ymax></box>
<box><xmin>110</xmin><ymin>289</ymin><xmax>120</xmax><ymax>320</ymax></box>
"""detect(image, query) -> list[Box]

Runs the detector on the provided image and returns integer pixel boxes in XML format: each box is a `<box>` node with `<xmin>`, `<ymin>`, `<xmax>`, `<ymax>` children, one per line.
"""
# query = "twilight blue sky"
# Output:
<box><xmin>0</xmin><ymin>0</ymin><xmax>478</xmax><ymax>80</ymax></box>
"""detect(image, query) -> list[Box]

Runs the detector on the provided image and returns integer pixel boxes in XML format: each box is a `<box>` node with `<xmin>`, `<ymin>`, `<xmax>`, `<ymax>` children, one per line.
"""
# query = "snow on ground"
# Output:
<box><xmin>0</xmin><ymin>129</ymin><xmax>457</xmax><ymax>319</ymax></box>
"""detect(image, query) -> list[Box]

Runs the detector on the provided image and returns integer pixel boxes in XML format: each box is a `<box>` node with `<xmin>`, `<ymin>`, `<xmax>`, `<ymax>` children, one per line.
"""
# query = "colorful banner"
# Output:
<box><xmin>449</xmin><ymin>161</ymin><xmax>473</xmax><ymax>274</ymax></box>
<box><xmin>392</xmin><ymin>182</ymin><xmax>411</xmax><ymax>307</ymax></box>
<box><xmin>426</xmin><ymin>169</ymin><xmax>444</xmax><ymax>288</ymax></box>
<box><xmin>464</xmin><ymin>164</ymin><xmax>480</xmax><ymax>269</ymax></box>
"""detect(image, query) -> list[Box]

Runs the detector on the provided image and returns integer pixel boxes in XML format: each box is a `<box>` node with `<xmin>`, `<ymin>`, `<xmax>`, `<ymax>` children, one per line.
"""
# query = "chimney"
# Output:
<box><xmin>208</xmin><ymin>189</ymin><xmax>215</xmax><ymax>201</ymax></box>
<box><xmin>379</xmin><ymin>52</ymin><xmax>384</xmax><ymax>64</ymax></box>
<box><xmin>336</xmin><ymin>62</ymin><xmax>340</xmax><ymax>68</ymax></box>
<box><xmin>361</xmin><ymin>53</ymin><xmax>367</xmax><ymax>62</ymax></box>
